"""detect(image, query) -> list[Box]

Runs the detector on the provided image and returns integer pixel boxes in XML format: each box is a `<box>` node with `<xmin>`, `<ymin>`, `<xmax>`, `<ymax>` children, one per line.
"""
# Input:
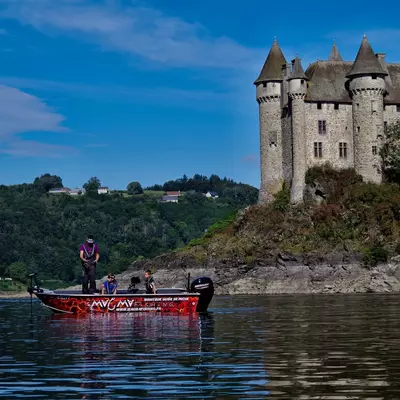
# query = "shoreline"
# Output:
<box><xmin>3</xmin><ymin>257</ymin><xmax>400</xmax><ymax>298</ymax></box>
<box><xmin>0</xmin><ymin>291</ymin><xmax>31</xmax><ymax>299</ymax></box>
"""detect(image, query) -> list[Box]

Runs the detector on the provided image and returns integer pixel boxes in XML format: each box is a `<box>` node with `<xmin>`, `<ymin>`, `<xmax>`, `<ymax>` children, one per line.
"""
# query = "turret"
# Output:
<box><xmin>288</xmin><ymin>56</ymin><xmax>308</xmax><ymax>203</ymax></box>
<box><xmin>254</xmin><ymin>38</ymin><xmax>286</xmax><ymax>203</ymax></box>
<box><xmin>346</xmin><ymin>35</ymin><xmax>388</xmax><ymax>184</ymax></box>
<box><xmin>328</xmin><ymin>40</ymin><xmax>343</xmax><ymax>62</ymax></box>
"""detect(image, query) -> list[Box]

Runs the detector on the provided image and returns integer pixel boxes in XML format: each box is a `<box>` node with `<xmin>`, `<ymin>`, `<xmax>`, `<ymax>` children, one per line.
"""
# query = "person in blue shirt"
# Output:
<box><xmin>102</xmin><ymin>273</ymin><xmax>118</xmax><ymax>295</ymax></box>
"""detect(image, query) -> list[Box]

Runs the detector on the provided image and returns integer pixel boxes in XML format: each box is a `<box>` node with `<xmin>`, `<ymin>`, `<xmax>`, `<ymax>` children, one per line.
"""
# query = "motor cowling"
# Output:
<box><xmin>190</xmin><ymin>277</ymin><xmax>214</xmax><ymax>312</ymax></box>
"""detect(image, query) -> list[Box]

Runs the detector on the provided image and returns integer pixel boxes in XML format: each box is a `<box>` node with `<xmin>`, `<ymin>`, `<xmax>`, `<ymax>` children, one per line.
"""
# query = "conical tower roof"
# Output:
<box><xmin>328</xmin><ymin>41</ymin><xmax>343</xmax><ymax>61</ymax></box>
<box><xmin>288</xmin><ymin>56</ymin><xmax>308</xmax><ymax>80</ymax></box>
<box><xmin>346</xmin><ymin>35</ymin><xmax>387</xmax><ymax>78</ymax></box>
<box><xmin>254</xmin><ymin>38</ymin><xmax>287</xmax><ymax>84</ymax></box>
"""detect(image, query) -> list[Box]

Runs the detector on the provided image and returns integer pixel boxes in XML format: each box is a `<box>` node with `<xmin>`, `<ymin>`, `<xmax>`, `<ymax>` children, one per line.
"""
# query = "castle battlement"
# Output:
<box><xmin>255</xmin><ymin>35</ymin><xmax>400</xmax><ymax>204</ymax></box>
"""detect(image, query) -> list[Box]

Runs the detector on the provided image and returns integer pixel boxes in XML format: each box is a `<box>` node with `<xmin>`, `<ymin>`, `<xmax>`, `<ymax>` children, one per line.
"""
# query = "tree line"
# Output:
<box><xmin>0</xmin><ymin>173</ymin><xmax>258</xmax><ymax>285</ymax></box>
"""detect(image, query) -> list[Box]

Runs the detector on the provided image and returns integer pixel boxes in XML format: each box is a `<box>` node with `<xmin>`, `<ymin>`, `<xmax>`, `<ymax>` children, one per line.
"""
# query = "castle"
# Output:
<box><xmin>254</xmin><ymin>35</ymin><xmax>400</xmax><ymax>203</ymax></box>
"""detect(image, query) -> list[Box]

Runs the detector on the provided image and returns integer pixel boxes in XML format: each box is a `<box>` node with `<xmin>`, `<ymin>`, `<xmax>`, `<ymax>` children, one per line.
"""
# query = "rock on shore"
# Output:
<box><xmin>98</xmin><ymin>253</ymin><xmax>400</xmax><ymax>295</ymax></box>
<box><xmin>16</xmin><ymin>254</ymin><xmax>400</xmax><ymax>296</ymax></box>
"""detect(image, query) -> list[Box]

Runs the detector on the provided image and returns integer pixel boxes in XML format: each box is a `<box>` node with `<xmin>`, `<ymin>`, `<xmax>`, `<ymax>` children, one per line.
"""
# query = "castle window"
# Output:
<box><xmin>371</xmin><ymin>100</ymin><xmax>377</xmax><ymax>113</ymax></box>
<box><xmin>357</xmin><ymin>103</ymin><xmax>360</xmax><ymax>108</ymax></box>
<box><xmin>397</xmin><ymin>105</ymin><xmax>400</xmax><ymax>112</ymax></box>
<box><xmin>357</xmin><ymin>126</ymin><xmax>360</xmax><ymax>132</ymax></box>
<box><xmin>314</xmin><ymin>142</ymin><xmax>322</xmax><ymax>158</ymax></box>
<box><xmin>318</xmin><ymin>120</ymin><xmax>327</xmax><ymax>134</ymax></box>
<box><xmin>372</xmin><ymin>74</ymin><xmax>377</xmax><ymax>79</ymax></box>
<box><xmin>334</xmin><ymin>104</ymin><xmax>339</xmax><ymax>110</ymax></box>
<box><xmin>263</xmin><ymin>82</ymin><xmax>267</xmax><ymax>87</ymax></box>
<box><xmin>269</xmin><ymin>131</ymin><xmax>277</xmax><ymax>147</ymax></box>
<box><xmin>317</xmin><ymin>102</ymin><xmax>322</xmax><ymax>110</ymax></box>
<box><xmin>301</xmin><ymin>79</ymin><xmax>304</xmax><ymax>85</ymax></box>
<box><xmin>384</xmin><ymin>121</ymin><xmax>388</xmax><ymax>133</ymax></box>
<box><xmin>372</xmin><ymin>146</ymin><xmax>377</xmax><ymax>155</ymax></box>
<box><xmin>339</xmin><ymin>142</ymin><xmax>347</xmax><ymax>159</ymax></box>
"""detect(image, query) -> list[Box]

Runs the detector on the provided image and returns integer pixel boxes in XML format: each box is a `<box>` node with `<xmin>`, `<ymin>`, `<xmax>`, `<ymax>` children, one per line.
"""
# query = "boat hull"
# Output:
<box><xmin>34</xmin><ymin>292</ymin><xmax>201</xmax><ymax>315</ymax></box>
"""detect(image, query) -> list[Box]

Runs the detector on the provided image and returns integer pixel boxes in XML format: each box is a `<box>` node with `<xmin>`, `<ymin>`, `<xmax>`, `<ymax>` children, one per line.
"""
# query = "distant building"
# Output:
<box><xmin>166</xmin><ymin>191</ymin><xmax>181</xmax><ymax>196</ymax></box>
<box><xmin>70</xmin><ymin>188</ymin><xmax>85</xmax><ymax>196</ymax></box>
<box><xmin>98</xmin><ymin>187</ymin><xmax>109</xmax><ymax>194</ymax></box>
<box><xmin>48</xmin><ymin>187</ymin><xmax>70</xmax><ymax>194</ymax></box>
<box><xmin>204</xmin><ymin>191</ymin><xmax>219</xmax><ymax>199</ymax></box>
<box><xmin>162</xmin><ymin>195</ymin><xmax>179</xmax><ymax>203</ymax></box>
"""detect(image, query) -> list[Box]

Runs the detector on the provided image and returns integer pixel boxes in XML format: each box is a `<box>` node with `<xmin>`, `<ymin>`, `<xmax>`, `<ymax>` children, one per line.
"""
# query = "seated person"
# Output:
<box><xmin>102</xmin><ymin>273</ymin><xmax>118</xmax><ymax>295</ymax></box>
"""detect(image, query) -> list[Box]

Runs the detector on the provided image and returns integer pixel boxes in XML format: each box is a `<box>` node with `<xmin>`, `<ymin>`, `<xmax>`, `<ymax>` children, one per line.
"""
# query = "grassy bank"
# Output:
<box><xmin>177</xmin><ymin>166</ymin><xmax>400</xmax><ymax>268</ymax></box>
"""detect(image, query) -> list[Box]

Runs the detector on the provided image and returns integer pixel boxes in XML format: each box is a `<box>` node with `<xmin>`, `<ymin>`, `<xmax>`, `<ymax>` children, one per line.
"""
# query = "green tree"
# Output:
<box><xmin>380</xmin><ymin>120</ymin><xmax>400</xmax><ymax>184</ymax></box>
<box><xmin>83</xmin><ymin>177</ymin><xmax>101</xmax><ymax>192</ymax></box>
<box><xmin>33</xmin><ymin>173</ymin><xmax>63</xmax><ymax>192</ymax></box>
<box><xmin>7</xmin><ymin>262</ymin><xmax>28</xmax><ymax>283</ymax></box>
<box><xmin>127</xmin><ymin>181</ymin><xmax>144</xmax><ymax>195</ymax></box>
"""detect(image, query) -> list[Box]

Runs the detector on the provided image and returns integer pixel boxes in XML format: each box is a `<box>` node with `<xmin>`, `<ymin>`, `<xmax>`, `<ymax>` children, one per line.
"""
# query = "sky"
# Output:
<box><xmin>0</xmin><ymin>0</ymin><xmax>399</xmax><ymax>190</ymax></box>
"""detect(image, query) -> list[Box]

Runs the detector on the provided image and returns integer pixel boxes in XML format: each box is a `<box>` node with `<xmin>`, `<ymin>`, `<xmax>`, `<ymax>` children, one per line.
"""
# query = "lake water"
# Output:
<box><xmin>1</xmin><ymin>294</ymin><xmax>400</xmax><ymax>399</ymax></box>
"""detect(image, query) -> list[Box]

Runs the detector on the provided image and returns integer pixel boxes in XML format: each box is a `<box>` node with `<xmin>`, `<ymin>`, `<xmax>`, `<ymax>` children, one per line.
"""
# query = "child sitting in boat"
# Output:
<box><xmin>102</xmin><ymin>273</ymin><xmax>118</xmax><ymax>295</ymax></box>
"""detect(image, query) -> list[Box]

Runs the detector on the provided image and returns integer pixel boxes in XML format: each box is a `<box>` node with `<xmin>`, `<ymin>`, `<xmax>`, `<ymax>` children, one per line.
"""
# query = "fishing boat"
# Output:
<box><xmin>27</xmin><ymin>274</ymin><xmax>214</xmax><ymax>315</ymax></box>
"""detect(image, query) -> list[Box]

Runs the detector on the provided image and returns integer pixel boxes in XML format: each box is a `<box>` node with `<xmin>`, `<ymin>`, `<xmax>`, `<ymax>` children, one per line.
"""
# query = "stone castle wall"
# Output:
<box><xmin>281</xmin><ymin>108</ymin><xmax>292</xmax><ymax>186</ymax></box>
<box><xmin>349</xmin><ymin>76</ymin><xmax>386</xmax><ymax>183</ymax></box>
<box><xmin>289</xmin><ymin>93</ymin><xmax>307</xmax><ymax>203</ymax></box>
<box><xmin>304</xmin><ymin>102</ymin><xmax>354</xmax><ymax>170</ymax></box>
<box><xmin>257</xmin><ymin>82</ymin><xmax>284</xmax><ymax>202</ymax></box>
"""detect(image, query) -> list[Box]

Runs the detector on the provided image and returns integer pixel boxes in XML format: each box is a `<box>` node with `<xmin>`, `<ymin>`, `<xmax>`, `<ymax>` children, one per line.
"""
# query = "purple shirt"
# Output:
<box><xmin>80</xmin><ymin>242</ymin><xmax>99</xmax><ymax>257</ymax></box>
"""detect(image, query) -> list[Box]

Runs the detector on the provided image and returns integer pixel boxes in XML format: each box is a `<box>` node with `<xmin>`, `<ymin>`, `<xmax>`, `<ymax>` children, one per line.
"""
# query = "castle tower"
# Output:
<box><xmin>288</xmin><ymin>56</ymin><xmax>308</xmax><ymax>203</ymax></box>
<box><xmin>328</xmin><ymin>40</ymin><xmax>343</xmax><ymax>61</ymax></box>
<box><xmin>346</xmin><ymin>35</ymin><xmax>388</xmax><ymax>183</ymax></box>
<box><xmin>254</xmin><ymin>38</ymin><xmax>286</xmax><ymax>203</ymax></box>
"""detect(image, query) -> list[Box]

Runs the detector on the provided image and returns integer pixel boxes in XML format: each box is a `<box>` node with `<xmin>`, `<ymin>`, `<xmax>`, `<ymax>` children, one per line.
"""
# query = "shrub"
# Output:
<box><xmin>363</xmin><ymin>244</ymin><xmax>389</xmax><ymax>267</ymax></box>
<box><xmin>273</xmin><ymin>186</ymin><xmax>290</xmax><ymax>212</ymax></box>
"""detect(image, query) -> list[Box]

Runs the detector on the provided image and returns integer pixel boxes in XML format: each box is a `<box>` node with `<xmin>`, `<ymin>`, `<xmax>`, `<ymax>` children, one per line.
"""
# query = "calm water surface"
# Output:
<box><xmin>1</xmin><ymin>294</ymin><xmax>400</xmax><ymax>399</ymax></box>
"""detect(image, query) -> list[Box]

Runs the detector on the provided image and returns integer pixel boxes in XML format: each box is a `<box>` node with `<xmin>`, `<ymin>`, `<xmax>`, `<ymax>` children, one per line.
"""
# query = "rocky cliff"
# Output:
<box><xmin>103</xmin><ymin>251</ymin><xmax>400</xmax><ymax>295</ymax></box>
<box><xmin>85</xmin><ymin>166</ymin><xmax>400</xmax><ymax>295</ymax></box>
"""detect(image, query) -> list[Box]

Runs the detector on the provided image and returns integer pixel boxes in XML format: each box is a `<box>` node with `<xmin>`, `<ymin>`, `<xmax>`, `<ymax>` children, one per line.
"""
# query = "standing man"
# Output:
<box><xmin>144</xmin><ymin>270</ymin><xmax>157</xmax><ymax>294</ymax></box>
<box><xmin>80</xmin><ymin>235</ymin><xmax>100</xmax><ymax>294</ymax></box>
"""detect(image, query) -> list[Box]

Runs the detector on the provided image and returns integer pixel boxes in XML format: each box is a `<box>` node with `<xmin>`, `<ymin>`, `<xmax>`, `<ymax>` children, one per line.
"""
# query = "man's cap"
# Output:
<box><xmin>86</xmin><ymin>235</ymin><xmax>94</xmax><ymax>243</ymax></box>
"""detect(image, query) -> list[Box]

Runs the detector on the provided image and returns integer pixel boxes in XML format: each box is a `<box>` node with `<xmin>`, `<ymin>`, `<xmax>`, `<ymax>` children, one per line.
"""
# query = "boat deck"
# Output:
<box><xmin>39</xmin><ymin>288</ymin><xmax>198</xmax><ymax>297</ymax></box>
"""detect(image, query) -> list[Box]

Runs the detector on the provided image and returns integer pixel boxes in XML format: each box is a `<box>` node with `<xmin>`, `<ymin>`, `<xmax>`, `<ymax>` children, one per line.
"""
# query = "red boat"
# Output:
<box><xmin>27</xmin><ymin>274</ymin><xmax>214</xmax><ymax>316</ymax></box>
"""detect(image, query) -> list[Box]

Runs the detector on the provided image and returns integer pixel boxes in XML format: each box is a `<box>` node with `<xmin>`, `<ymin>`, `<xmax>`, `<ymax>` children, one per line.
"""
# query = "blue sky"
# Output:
<box><xmin>0</xmin><ymin>0</ymin><xmax>399</xmax><ymax>190</ymax></box>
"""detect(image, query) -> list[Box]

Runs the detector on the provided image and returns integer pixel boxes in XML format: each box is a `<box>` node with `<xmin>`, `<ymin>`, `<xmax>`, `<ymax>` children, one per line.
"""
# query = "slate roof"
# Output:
<box><xmin>328</xmin><ymin>41</ymin><xmax>343</xmax><ymax>61</ymax></box>
<box><xmin>346</xmin><ymin>35</ymin><xmax>387</xmax><ymax>78</ymax></box>
<box><xmin>254</xmin><ymin>38</ymin><xmax>287</xmax><ymax>84</ymax></box>
<box><xmin>304</xmin><ymin>61</ymin><xmax>400</xmax><ymax>104</ymax></box>
<box><xmin>289</xmin><ymin>56</ymin><xmax>308</xmax><ymax>80</ymax></box>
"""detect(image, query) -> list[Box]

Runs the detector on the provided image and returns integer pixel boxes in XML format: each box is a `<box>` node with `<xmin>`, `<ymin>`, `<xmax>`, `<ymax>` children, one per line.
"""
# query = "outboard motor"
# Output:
<box><xmin>128</xmin><ymin>276</ymin><xmax>141</xmax><ymax>293</ymax></box>
<box><xmin>190</xmin><ymin>277</ymin><xmax>214</xmax><ymax>312</ymax></box>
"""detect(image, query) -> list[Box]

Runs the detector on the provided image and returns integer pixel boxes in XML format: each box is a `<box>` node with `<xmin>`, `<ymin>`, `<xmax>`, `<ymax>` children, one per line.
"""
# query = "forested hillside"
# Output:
<box><xmin>0</xmin><ymin>173</ymin><xmax>258</xmax><ymax>285</ymax></box>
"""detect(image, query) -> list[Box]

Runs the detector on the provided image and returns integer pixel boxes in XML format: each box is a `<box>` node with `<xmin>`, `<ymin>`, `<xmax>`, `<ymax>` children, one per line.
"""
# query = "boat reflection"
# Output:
<box><xmin>47</xmin><ymin>312</ymin><xmax>215</xmax><ymax>399</ymax></box>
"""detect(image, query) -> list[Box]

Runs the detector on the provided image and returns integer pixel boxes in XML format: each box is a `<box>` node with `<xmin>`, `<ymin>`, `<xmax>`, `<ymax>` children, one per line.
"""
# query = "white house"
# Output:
<box><xmin>162</xmin><ymin>195</ymin><xmax>179</xmax><ymax>203</ymax></box>
<box><xmin>98</xmin><ymin>187</ymin><xmax>109</xmax><ymax>194</ymax></box>
<box><xmin>70</xmin><ymin>188</ymin><xmax>85</xmax><ymax>196</ymax></box>
<box><xmin>48</xmin><ymin>187</ymin><xmax>70</xmax><ymax>194</ymax></box>
<box><xmin>205</xmin><ymin>191</ymin><xmax>219</xmax><ymax>199</ymax></box>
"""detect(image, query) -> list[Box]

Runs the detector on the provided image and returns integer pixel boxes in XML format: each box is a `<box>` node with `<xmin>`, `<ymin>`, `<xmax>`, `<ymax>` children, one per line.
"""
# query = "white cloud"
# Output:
<box><xmin>0</xmin><ymin>139</ymin><xmax>74</xmax><ymax>157</ymax></box>
<box><xmin>0</xmin><ymin>0</ymin><xmax>263</xmax><ymax>70</ymax></box>
<box><xmin>0</xmin><ymin>76</ymin><xmax>238</xmax><ymax>112</ymax></box>
<box><xmin>0</xmin><ymin>84</ymin><xmax>71</xmax><ymax>157</ymax></box>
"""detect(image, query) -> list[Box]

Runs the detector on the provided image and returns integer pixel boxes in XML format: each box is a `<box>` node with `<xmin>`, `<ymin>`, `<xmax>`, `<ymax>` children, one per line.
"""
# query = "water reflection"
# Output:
<box><xmin>3</xmin><ymin>295</ymin><xmax>400</xmax><ymax>398</ymax></box>
<box><xmin>0</xmin><ymin>305</ymin><xmax>218</xmax><ymax>399</ymax></box>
